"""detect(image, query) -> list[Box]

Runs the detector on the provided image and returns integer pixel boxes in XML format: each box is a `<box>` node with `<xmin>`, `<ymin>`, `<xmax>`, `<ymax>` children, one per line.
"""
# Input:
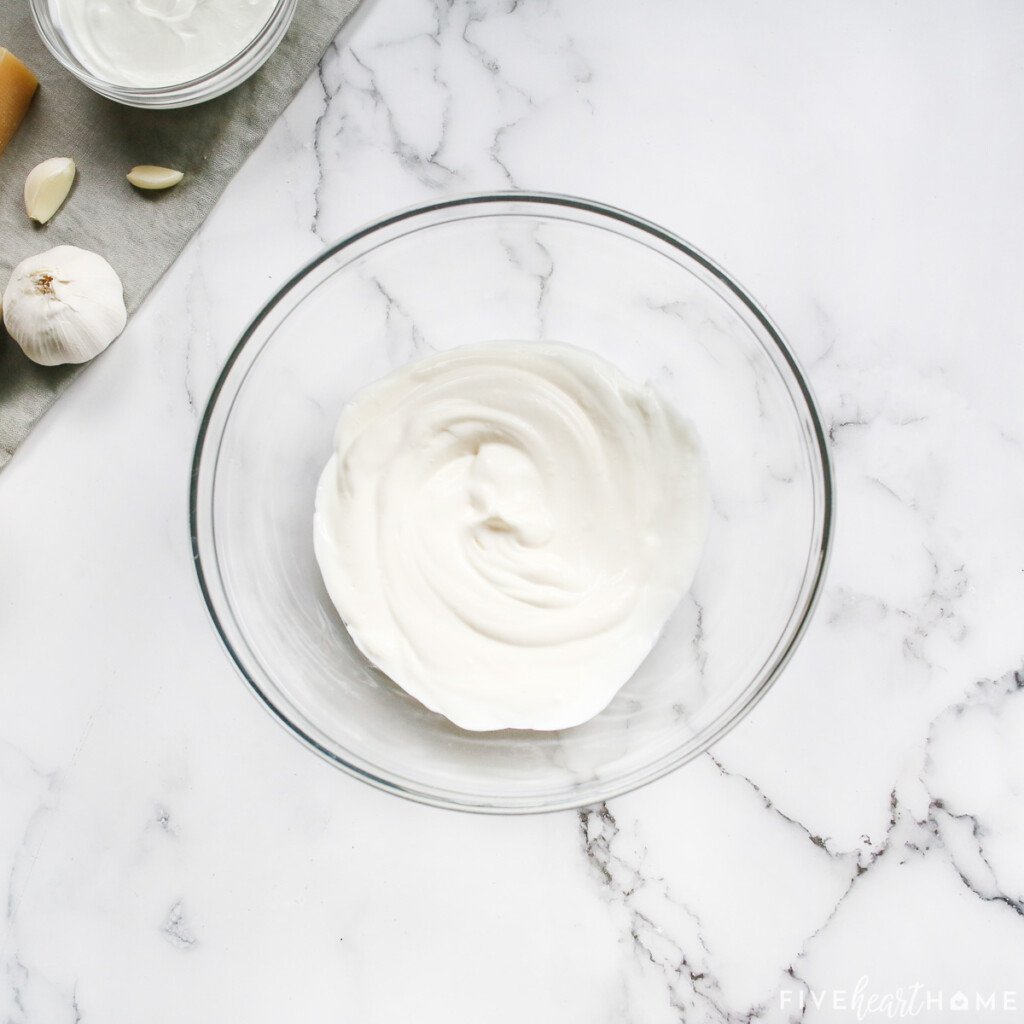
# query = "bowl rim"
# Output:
<box><xmin>190</xmin><ymin>190</ymin><xmax>835</xmax><ymax>814</ymax></box>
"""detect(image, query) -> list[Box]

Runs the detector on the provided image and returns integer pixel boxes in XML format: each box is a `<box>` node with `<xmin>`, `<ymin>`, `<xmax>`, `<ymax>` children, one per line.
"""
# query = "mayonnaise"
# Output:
<box><xmin>314</xmin><ymin>342</ymin><xmax>709</xmax><ymax>732</ymax></box>
<box><xmin>55</xmin><ymin>0</ymin><xmax>278</xmax><ymax>88</ymax></box>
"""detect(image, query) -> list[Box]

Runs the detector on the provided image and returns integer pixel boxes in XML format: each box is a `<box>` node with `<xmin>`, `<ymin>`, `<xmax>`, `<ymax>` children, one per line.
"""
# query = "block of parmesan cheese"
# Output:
<box><xmin>0</xmin><ymin>47</ymin><xmax>39</xmax><ymax>157</ymax></box>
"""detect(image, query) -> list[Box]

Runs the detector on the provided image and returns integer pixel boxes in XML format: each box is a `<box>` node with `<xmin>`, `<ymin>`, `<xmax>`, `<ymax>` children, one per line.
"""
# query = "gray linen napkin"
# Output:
<box><xmin>0</xmin><ymin>0</ymin><xmax>360</xmax><ymax>469</ymax></box>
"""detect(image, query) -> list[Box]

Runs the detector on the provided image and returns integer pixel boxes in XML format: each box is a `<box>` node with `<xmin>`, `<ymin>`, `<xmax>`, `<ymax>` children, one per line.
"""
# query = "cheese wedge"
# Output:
<box><xmin>0</xmin><ymin>48</ymin><xmax>39</xmax><ymax>157</ymax></box>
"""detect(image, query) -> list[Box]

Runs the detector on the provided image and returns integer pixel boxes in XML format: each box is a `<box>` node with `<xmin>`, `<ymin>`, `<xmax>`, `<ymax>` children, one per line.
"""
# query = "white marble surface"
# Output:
<box><xmin>2</xmin><ymin>1</ymin><xmax>1024</xmax><ymax>1020</ymax></box>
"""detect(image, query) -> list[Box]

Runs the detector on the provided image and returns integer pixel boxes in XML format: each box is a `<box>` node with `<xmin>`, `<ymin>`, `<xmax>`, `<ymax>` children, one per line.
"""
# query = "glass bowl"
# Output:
<box><xmin>191</xmin><ymin>193</ymin><xmax>833</xmax><ymax>813</ymax></box>
<box><xmin>30</xmin><ymin>0</ymin><xmax>296</xmax><ymax>108</ymax></box>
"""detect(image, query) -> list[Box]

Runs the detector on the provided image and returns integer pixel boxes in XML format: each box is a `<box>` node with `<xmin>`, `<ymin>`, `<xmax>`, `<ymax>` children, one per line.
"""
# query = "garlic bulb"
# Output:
<box><xmin>2</xmin><ymin>245</ymin><xmax>127</xmax><ymax>366</ymax></box>
<box><xmin>24</xmin><ymin>157</ymin><xmax>76</xmax><ymax>223</ymax></box>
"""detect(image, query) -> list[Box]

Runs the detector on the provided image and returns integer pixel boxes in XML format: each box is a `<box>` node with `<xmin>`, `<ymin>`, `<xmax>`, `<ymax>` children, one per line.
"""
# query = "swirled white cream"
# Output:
<box><xmin>55</xmin><ymin>0</ymin><xmax>277</xmax><ymax>88</ymax></box>
<box><xmin>314</xmin><ymin>342</ymin><xmax>709</xmax><ymax>732</ymax></box>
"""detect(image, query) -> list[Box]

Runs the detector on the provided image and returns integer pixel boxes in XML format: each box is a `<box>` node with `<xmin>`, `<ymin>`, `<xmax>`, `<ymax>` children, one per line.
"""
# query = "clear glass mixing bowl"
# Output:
<box><xmin>191</xmin><ymin>193</ymin><xmax>833</xmax><ymax>813</ymax></box>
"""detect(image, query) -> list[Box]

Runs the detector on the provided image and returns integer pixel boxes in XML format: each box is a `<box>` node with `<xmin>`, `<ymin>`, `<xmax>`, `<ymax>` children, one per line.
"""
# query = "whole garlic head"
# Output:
<box><xmin>2</xmin><ymin>245</ymin><xmax>127</xmax><ymax>366</ymax></box>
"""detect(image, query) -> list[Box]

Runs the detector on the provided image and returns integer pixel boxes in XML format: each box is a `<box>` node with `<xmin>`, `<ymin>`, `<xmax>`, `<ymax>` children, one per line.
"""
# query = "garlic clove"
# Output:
<box><xmin>127</xmin><ymin>165</ymin><xmax>183</xmax><ymax>190</ymax></box>
<box><xmin>24</xmin><ymin>157</ymin><xmax>76</xmax><ymax>224</ymax></box>
<box><xmin>2</xmin><ymin>245</ymin><xmax>127</xmax><ymax>366</ymax></box>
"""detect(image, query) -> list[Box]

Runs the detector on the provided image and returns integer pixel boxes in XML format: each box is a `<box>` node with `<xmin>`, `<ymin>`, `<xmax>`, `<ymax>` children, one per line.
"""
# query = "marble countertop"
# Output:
<box><xmin>3</xmin><ymin>1</ymin><xmax>1023</xmax><ymax>1021</ymax></box>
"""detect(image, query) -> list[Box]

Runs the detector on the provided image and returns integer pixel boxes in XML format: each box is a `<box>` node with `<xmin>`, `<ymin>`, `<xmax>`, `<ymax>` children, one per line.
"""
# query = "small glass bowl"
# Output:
<box><xmin>30</xmin><ymin>0</ymin><xmax>297</xmax><ymax>109</ymax></box>
<box><xmin>191</xmin><ymin>193</ymin><xmax>834</xmax><ymax>813</ymax></box>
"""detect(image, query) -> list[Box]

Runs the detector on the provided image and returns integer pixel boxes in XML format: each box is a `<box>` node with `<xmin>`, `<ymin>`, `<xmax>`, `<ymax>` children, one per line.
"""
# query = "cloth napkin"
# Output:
<box><xmin>0</xmin><ymin>0</ymin><xmax>360</xmax><ymax>470</ymax></box>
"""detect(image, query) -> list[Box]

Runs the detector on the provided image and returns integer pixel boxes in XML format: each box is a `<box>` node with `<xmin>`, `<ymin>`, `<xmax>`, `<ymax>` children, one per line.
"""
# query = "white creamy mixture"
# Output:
<box><xmin>314</xmin><ymin>342</ymin><xmax>709</xmax><ymax>732</ymax></box>
<box><xmin>56</xmin><ymin>0</ymin><xmax>278</xmax><ymax>88</ymax></box>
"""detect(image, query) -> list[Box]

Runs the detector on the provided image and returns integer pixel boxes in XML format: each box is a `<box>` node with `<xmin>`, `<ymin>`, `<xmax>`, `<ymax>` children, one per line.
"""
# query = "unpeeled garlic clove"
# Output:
<box><xmin>127</xmin><ymin>165</ymin><xmax>183</xmax><ymax>190</ymax></box>
<box><xmin>24</xmin><ymin>157</ymin><xmax>75</xmax><ymax>223</ymax></box>
<box><xmin>2</xmin><ymin>245</ymin><xmax>127</xmax><ymax>366</ymax></box>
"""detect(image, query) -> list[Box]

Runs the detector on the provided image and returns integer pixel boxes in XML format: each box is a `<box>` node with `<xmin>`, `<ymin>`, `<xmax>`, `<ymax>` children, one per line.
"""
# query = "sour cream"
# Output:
<box><xmin>314</xmin><ymin>342</ymin><xmax>709</xmax><ymax>732</ymax></box>
<box><xmin>55</xmin><ymin>0</ymin><xmax>278</xmax><ymax>88</ymax></box>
